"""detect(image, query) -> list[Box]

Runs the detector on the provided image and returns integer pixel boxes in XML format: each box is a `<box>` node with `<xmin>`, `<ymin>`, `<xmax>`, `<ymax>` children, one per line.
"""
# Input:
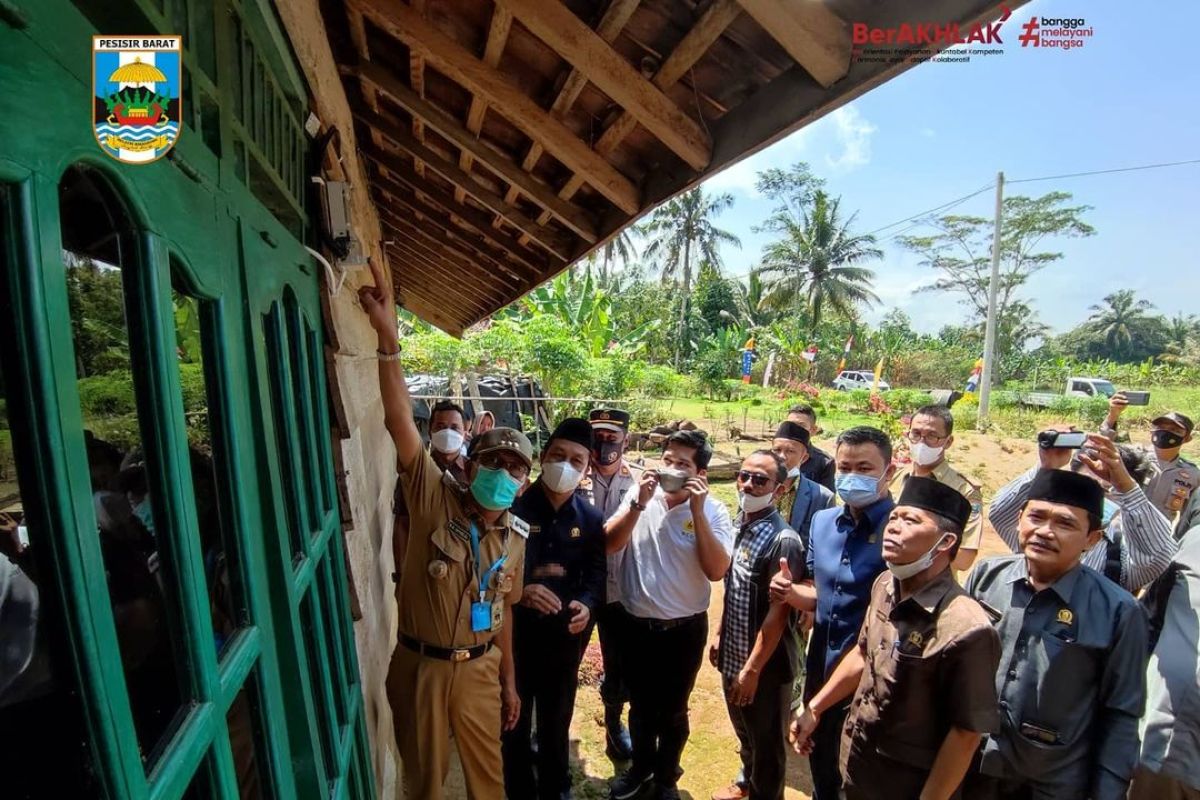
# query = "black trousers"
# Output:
<box><xmin>597</xmin><ymin>601</ymin><xmax>630</xmax><ymax>706</ymax></box>
<box><xmin>808</xmin><ymin>700</ymin><xmax>849</xmax><ymax>800</ymax></box>
<box><xmin>623</xmin><ymin>609</ymin><xmax>708</xmax><ymax>786</ymax></box>
<box><xmin>724</xmin><ymin>674</ymin><xmax>791</xmax><ymax>800</ymax></box>
<box><xmin>502</xmin><ymin>608</ymin><xmax>585</xmax><ymax>800</ymax></box>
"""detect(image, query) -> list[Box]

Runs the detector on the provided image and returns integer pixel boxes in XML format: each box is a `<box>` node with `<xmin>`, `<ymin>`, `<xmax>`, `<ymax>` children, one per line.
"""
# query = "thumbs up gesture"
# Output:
<box><xmin>769</xmin><ymin>557</ymin><xmax>795</xmax><ymax>604</ymax></box>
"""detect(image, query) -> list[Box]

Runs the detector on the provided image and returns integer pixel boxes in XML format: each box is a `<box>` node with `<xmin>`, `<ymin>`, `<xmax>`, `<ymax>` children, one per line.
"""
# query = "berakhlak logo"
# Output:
<box><xmin>1018</xmin><ymin>16</ymin><xmax>1094</xmax><ymax>49</ymax></box>
<box><xmin>93</xmin><ymin>36</ymin><xmax>182</xmax><ymax>163</ymax></box>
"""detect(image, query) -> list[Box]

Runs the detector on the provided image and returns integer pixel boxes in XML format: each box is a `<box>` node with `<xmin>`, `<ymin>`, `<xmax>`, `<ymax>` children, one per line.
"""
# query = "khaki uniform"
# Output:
<box><xmin>841</xmin><ymin>571</ymin><xmax>1000</xmax><ymax>799</ymax></box>
<box><xmin>891</xmin><ymin>460</ymin><xmax>984</xmax><ymax>553</ymax></box>
<box><xmin>1147</xmin><ymin>455</ymin><xmax>1200</xmax><ymax>522</ymax></box>
<box><xmin>387</xmin><ymin>448</ymin><xmax>527</xmax><ymax>800</ymax></box>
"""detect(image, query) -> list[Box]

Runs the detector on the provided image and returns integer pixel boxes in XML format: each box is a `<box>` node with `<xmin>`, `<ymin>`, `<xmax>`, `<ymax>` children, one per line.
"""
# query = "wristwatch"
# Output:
<box><xmin>629</xmin><ymin>498</ymin><xmax>647</xmax><ymax>512</ymax></box>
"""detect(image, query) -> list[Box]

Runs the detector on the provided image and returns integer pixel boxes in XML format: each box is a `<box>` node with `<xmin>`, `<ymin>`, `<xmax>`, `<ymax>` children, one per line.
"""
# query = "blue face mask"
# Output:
<box><xmin>835</xmin><ymin>473</ymin><xmax>882</xmax><ymax>508</ymax></box>
<box><xmin>1101</xmin><ymin>498</ymin><xmax>1118</xmax><ymax>528</ymax></box>
<box><xmin>133</xmin><ymin>498</ymin><xmax>154</xmax><ymax>535</ymax></box>
<box><xmin>469</xmin><ymin>466</ymin><xmax>522</xmax><ymax>511</ymax></box>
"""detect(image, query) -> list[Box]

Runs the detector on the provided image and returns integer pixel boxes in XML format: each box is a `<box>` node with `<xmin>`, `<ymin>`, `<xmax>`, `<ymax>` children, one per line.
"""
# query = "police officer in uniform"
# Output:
<box><xmin>504</xmin><ymin>418</ymin><xmax>606</xmax><ymax>800</ymax></box>
<box><xmin>1103</xmin><ymin>396</ymin><xmax>1200</xmax><ymax>524</ymax></box>
<box><xmin>579</xmin><ymin>407</ymin><xmax>640</xmax><ymax>760</ymax></box>
<box><xmin>964</xmin><ymin>469</ymin><xmax>1148</xmax><ymax>800</ymax></box>
<box><xmin>361</xmin><ymin>275</ymin><xmax>530</xmax><ymax>800</ymax></box>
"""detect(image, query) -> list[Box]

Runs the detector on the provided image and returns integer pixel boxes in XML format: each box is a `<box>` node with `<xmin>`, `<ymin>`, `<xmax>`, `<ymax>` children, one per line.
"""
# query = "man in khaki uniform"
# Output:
<box><xmin>890</xmin><ymin>405</ymin><xmax>984</xmax><ymax>573</ymax></box>
<box><xmin>360</xmin><ymin>273</ymin><xmax>529</xmax><ymax>800</ymax></box>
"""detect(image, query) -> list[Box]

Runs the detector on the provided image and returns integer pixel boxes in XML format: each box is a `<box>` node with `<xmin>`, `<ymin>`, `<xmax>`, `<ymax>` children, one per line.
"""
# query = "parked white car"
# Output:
<box><xmin>833</xmin><ymin>370</ymin><xmax>890</xmax><ymax>392</ymax></box>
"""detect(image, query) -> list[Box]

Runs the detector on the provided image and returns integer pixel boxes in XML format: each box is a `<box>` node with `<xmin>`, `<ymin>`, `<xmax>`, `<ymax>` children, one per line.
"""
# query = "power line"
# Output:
<box><xmin>1008</xmin><ymin>158</ymin><xmax>1200</xmax><ymax>184</ymax></box>
<box><xmin>864</xmin><ymin>181</ymin><xmax>996</xmax><ymax>237</ymax></box>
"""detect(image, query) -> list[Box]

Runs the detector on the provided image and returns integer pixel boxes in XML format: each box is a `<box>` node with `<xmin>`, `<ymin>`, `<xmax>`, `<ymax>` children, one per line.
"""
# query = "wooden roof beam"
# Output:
<box><xmin>352</xmin><ymin>61</ymin><xmax>600</xmax><ymax>244</ymax></box>
<box><xmin>386</xmin><ymin>238</ymin><xmax>496</xmax><ymax>316</ymax></box>
<box><xmin>459</xmin><ymin>4</ymin><xmax>514</xmax><ymax>202</ymax></box>
<box><xmin>499</xmin><ymin>0</ymin><xmax>711</xmax><ymax>170</ymax></box>
<box><xmin>507</xmin><ymin>0</ymin><xmax>642</xmax><ymax>243</ymax></box>
<box><xmin>351</xmin><ymin>0</ymin><xmax>641</xmax><ymax>214</ymax></box>
<box><xmin>366</xmin><ymin>148</ymin><xmax>552</xmax><ymax>279</ymax></box>
<box><xmin>358</xmin><ymin>107</ymin><xmax>576</xmax><ymax>260</ymax></box>
<box><xmin>734</xmin><ymin>0</ymin><xmax>850</xmax><ymax>89</ymax></box>
<box><xmin>544</xmin><ymin>0</ymin><xmax>743</xmax><ymax>220</ymax></box>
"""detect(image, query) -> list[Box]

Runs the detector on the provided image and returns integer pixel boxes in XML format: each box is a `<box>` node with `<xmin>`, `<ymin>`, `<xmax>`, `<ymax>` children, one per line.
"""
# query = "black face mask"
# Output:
<box><xmin>593</xmin><ymin>440</ymin><xmax>623</xmax><ymax>466</ymax></box>
<box><xmin>1152</xmin><ymin>430</ymin><xmax>1185</xmax><ymax>450</ymax></box>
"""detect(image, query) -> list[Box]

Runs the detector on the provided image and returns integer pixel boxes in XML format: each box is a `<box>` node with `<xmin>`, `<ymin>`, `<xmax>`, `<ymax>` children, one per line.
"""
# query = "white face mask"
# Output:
<box><xmin>431</xmin><ymin>428</ymin><xmax>465</xmax><ymax>455</ymax></box>
<box><xmin>738</xmin><ymin>489</ymin><xmax>776</xmax><ymax>514</ymax></box>
<box><xmin>787</xmin><ymin>465</ymin><xmax>802</xmax><ymax>480</ymax></box>
<box><xmin>886</xmin><ymin>533</ymin><xmax>953</xmax><ymax>580</ymax></box>
<box><xmin>541</xmin><ymin>460</ymin><xmax>585</xmax><ymax>494</ymax></box>
<box><xmin>909</xmin><ymin>441</ymin><xmax>945</xmax><ymax>467</ymax></box>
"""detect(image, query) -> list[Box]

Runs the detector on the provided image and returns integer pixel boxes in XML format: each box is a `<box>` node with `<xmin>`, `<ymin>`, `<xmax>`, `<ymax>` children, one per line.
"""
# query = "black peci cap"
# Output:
<box><xmin>773</xmin><ymin>421</ymin><xmax>811</xmax><ymax>448</ymax></box>
<box><xmin>1027</xmin><ymin>468</ymin><xmax>1105</xmax><ymax>520</ymax></box>
<box><xmin>550</xmin><ymin>417</ymin><xmax>594</xmax><ymax>451</ymax></box>
<box><xmin>897</xmin><ymin>476</ymin><xmax>971</xmax><ymax>532</ymax></box>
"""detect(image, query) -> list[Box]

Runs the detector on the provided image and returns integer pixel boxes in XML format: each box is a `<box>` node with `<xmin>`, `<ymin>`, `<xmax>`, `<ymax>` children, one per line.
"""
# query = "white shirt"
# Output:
<box><xmin>617</xmin><ymin>488</ymin><xmax>735</xmax><ymax>619</ymax></box>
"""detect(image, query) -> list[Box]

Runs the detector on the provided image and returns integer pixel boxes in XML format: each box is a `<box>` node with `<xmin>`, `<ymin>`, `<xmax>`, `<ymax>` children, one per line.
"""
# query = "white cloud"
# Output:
<box><xmin>824</xmin><ymin>106</ymin><xmax>877</xmax><ymax>172</ymax></box>
<box><xmin>702</xmin><ymin>126</ymin><xmax>813</xmax><ymax>197</ymax></box>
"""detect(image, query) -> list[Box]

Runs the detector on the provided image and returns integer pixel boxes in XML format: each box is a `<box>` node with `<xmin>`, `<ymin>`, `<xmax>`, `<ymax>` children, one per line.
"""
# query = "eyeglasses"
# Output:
<box><xmin>905</xmin><ymin>430</ymin><xmax>947</xmax><ymax>446</ymax></box>
<box><xmin>477</xmin><ymin>453</ymin><xmax>530</xmax><ymax>480</ymax></box>
<box><xmin>736</xmin><ymin>470</ymin><xmax>775</xmax><ymax>488</ymax></box>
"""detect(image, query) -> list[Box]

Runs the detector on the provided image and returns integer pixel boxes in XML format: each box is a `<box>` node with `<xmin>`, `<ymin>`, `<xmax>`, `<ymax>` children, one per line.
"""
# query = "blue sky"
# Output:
<box><xmin>684</xmin><ymin>0</ymin><xmax>1199</xmax><ymax>336</ymax></box>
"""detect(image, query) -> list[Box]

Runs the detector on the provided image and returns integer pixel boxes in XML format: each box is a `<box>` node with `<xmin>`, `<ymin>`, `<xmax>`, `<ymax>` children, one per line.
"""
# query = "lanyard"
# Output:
<box><xmin>469</xmin><ymin>523</ymin><xmax>507</xmax><ymax>602</ymax></box>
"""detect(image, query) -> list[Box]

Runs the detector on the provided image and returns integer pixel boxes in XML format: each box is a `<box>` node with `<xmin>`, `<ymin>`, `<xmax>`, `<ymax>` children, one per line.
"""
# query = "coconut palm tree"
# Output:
<box><xmin>1165</xmin><ymin>312</ymin><xmax>1199</xmax><ymax>356</ymax></box>
<box><xmin>639</xmin><ymin>188</ymin><xmax>741</xmax><ymax>366</ymax></box>
<box><xmin>597</xmin><ymin>228</ymin><xmax>638</xmax><ymax>285</ymax></box>
<box><xmin>1086</xmin><ymin>290</ymin><xmax>1155</xmax><ymax>357</ymax></box>
<box><xmin>759</xmin><ymin>190</ymin><xmax>882</xmax><ymax>333</ymax></box>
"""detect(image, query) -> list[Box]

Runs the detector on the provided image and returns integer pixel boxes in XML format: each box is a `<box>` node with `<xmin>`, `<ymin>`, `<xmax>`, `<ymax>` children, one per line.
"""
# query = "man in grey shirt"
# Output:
<box><xmin>1130</xmin><ymin>524</ymin><xmax>1200</xmax><ymax>799</ymax></box>
<box><xmin>964</xmin><ymin>468</ymin><xmax>1148</xmax><ymax>800</ymax></box>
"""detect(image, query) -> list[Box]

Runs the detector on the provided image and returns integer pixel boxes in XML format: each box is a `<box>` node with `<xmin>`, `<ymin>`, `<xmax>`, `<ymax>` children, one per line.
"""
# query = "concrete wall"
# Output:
<box><xmin>273</xmin><ymin>1</ymin><xmax>401</xmax><ymax>794</ymax></box>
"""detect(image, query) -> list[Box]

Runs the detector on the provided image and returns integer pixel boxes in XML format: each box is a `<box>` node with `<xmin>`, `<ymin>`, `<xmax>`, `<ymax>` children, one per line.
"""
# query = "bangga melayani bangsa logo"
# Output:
<box><xmin>93</xmin><ymin>36</ymin><xmax>182</xmax><ymax>164</ymax></box>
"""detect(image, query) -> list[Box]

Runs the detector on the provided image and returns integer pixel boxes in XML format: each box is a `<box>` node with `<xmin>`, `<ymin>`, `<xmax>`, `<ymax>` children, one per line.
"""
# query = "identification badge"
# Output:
<box><xmin>471</xmin><ymin>601</ymin><xmax>493</xmax><ymax>632</ymax></box>
<box><xmin>491</xmin><ymin>600</ymin><xmax>504</xmax><ymax>630</ymax></box>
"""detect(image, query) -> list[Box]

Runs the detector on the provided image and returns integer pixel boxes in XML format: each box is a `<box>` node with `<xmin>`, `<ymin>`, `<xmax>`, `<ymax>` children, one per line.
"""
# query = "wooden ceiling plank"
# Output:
<box><xmin>499</xmin><ymin>0</ymin><xmax>711</xmax><ymax>170</ymax></box>
<box><xmin>381</xmin><ymin>214</ymin><xmax>513</xmax><ymax>307</ymax></box>
<box><xmin>377</xmin><ymin>189</ymin><xmax>526</xmax><ymax>287</ymax></box>
<box><xmin>368</xmin><ymin>149</ymin><xmax>553</xmax><ymax>278</ymax></box>
<box><xmin>734</xmin><ymin>0</ymin><xmax>850</xmax><ymax>89</ymax></box>
<box><xmin>361</xmin><ymin>108</ymin><xmax>575</xmax><ymax>259</ymax></box>
<box><xmin>390</xmin><ymin>287</ymin><xmax>466</xmax><ymax>336</ymax></box>
<box><xmin>385</xmin><ymin>223</ymin><xmax>498</xmax><ymax>306</ymax></box>
<box><xmin>386</xmin><ymin>240</ymin><xmax>495</xmax><ymax>316</ymax></box>
<box><xmin>376</xmin><ymin>184</ymin><xmax>535</xmax><ymax>286</ymax></box>
<box><xmin>352</xmin><ymin>0</ymin><xmax>641</xmax><ymax>214</ymax></box>
<box><xmin>354</xmin><ymin>62</ymin><xmax>599</xmax><ymax>244</ymax></box>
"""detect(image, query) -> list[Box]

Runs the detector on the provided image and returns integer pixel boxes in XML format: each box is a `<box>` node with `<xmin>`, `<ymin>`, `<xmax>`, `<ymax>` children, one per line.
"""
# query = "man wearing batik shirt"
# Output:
<box><xmin>710</xmin><ymin>451</ymin><xmax>805</xmax><ymax>800</ymax></box>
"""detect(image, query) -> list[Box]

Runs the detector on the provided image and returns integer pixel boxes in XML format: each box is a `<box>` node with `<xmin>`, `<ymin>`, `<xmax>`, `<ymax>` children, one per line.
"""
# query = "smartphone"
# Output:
<box><xmin>1038</xmin><ymin>430</ymin><xmax>1088</xmax><ymax>449</ymax></box>
<box><xmin>1122</xmin><ymin>391</ymin><xmax>1150</xmax><ymax>406</ymax></box>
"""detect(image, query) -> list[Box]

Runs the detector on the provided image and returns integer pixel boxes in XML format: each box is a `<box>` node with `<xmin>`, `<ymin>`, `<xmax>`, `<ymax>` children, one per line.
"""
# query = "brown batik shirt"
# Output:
<box><xmin>840</xmin><ymin>569</ymin><xmax>1001</xmax><ymax>799</ymax></box>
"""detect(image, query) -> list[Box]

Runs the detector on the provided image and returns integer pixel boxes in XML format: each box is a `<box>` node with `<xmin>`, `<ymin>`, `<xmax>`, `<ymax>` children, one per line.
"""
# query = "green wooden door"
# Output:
<box><xmin>0</xmin><ymin>1</ymin><xmax>373</xmax><ymax>798</ymax></box>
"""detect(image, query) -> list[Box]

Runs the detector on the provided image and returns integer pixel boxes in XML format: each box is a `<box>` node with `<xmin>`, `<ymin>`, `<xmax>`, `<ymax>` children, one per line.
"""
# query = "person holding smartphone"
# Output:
<box><xmin>1102</xmin><ymin>395</ymin><xmax>1200</xmax><ymax>523</ymax></box>
<box><xmin>987</xmin><ymin>427</ymin><xmax>1177</xmax><ymax>592</ymax></box>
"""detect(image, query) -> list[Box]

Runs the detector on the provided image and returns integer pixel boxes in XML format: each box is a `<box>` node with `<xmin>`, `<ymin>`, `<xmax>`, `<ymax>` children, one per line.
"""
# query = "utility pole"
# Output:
<box><xmin>978</xmin><ymin>172</ymin><xmax>1005</xmax><ymax>427</ymax></box>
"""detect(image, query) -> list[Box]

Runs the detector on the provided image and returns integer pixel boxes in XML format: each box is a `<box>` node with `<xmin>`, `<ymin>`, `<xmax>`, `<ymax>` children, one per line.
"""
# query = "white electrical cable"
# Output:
<box><xmin>305</xmin><ymin>245</ymin><xmax>346</xmax><ymax>296</ymax></box>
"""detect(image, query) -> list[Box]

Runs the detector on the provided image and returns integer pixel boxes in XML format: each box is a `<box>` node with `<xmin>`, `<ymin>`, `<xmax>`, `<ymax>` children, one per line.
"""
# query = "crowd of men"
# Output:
<box><xmin>361</xmin><ymin>281</ymin><xmax>1200</xmax><ymax>800</ymax></box>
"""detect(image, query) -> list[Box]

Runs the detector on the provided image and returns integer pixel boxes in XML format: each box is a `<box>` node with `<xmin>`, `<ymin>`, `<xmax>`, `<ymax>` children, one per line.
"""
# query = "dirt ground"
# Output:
<box><xmin>418</xmin><ymin>430</ymin><xmax>1066</xmax><ymax>799</ymax></box>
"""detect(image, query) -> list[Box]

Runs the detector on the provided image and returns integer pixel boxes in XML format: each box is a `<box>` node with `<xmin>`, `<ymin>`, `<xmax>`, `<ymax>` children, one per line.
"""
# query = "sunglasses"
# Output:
<box><xmin>736</xmin><ymin>470</ymin><xmax>774</xmax><ymax>488</ymax></box>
